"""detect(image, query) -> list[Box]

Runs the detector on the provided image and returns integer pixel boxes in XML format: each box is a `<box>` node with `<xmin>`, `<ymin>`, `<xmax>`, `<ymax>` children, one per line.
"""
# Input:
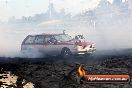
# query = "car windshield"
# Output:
<box><xmin>54</xmin><ymin>34</ymin><xmax>72</xmax><ymax>42</ymax></box>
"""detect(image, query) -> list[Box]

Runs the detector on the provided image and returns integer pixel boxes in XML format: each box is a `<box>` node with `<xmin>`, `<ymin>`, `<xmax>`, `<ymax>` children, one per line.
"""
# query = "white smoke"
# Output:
<box><xmin>0</xmin><ymin>16</ymin><xmax>132</xmax><ymax>57</ymax></box>
<box><xmin>0</xmin><ymin>0</ymin><xmax>132</xmax><ymax>57</ymax></box>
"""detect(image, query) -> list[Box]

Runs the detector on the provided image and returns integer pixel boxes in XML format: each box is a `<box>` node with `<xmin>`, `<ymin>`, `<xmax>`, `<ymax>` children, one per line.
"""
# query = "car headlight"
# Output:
<box><xmin>77</xmin><ymin>45</ymin><xmax>83</xmax><ymax>49</ymax></box>
<box><xmin>90</xmin><ymin>45</ymin><xmax>92</xmax><ymax>48</ymax></box>
<box><xmin>86</xmin><ymin>45</ymin><xmax>92</xmax><ymax>48</ymax></box>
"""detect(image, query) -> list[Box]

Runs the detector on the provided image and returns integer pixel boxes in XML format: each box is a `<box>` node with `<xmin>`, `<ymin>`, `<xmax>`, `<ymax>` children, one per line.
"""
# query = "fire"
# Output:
<box><xmin>78</xmin><ymin>65</ymin><xmax>86</xmax><ymax>76</ymax></box>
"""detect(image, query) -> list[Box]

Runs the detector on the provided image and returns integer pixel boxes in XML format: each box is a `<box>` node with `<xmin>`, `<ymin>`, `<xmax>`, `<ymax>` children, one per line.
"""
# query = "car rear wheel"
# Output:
<box><xmin>61</xmin><ymin>48</ymin><xmax>72</xmax><ymax>59</ymax></box>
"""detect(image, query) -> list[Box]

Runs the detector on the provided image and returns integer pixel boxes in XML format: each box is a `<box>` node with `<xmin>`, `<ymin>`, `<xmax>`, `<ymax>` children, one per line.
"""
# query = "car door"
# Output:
<box><xmin>34</xmin><ymin>35</ymin><xmax>45</xmax><ymax>56</ymax></box>
<box><xmin>43</xmin><ymin>35</ymin><xmax>59</xmax><ymax>56</ymax></box>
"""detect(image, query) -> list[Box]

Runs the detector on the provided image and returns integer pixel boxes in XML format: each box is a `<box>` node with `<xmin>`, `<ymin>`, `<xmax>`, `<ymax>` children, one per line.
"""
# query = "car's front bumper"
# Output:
<box><xmin>73</xmin><ymin>47</ymin><xmax>96</xmax><ymax>55</ymax></box>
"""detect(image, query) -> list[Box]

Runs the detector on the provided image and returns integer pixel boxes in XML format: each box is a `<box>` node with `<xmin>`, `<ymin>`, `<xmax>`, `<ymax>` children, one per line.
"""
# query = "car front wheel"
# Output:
<box><xmin>61</xmin><ymin>48</ymin><xmax>72</xmax><ymax>59</ymax></box>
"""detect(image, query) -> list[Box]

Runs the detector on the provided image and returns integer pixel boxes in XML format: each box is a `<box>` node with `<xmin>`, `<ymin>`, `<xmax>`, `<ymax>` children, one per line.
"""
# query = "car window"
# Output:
<box><xmin>24</xmin><ymin>36</ymin><xmax>35</xmax><ymax>44</ymax></box>
<box><xmin>61</xmin><ymin>34</ymin><xmax>72</xmax><ymax>41</ymax></box>
<box><xmin>34</xmin><ymin>35</ymin><xmax>44</xmax><ymax>44</ymax></box>
<box><xmin>44</xmin><ymin>36</ymin><xmax>51</xmax><ymax>44</ymax></box>
<box><xmin>44</xmin><ymin>36</ymin><xmax>56</xmax><ymax>44</ymax></box>
<box><xmin>54</xmin><ymin>34</ymin><xmax>72</xmax><ymax>42</ymax></box>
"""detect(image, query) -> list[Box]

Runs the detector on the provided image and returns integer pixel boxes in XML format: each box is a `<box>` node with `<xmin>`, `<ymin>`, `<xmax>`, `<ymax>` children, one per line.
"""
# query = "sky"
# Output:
<box><xmin>0</xmin><ymin>0</ymin><xmax>115</xmax><ymax>21</ymax></box>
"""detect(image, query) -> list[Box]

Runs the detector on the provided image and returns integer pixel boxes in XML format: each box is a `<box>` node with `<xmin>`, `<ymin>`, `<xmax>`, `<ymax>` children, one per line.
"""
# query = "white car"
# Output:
<box><xmin>21</xmin><ymin>33</ymin><xmax>96</xmax><ymax>58</ymax></box>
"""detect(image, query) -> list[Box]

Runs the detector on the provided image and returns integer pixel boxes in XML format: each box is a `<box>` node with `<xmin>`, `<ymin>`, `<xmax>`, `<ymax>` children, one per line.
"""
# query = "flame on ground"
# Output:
<box><xmin>78</xmin><ymin>65</ymin><xmax>86</xmax><ymax>76</ymax></box>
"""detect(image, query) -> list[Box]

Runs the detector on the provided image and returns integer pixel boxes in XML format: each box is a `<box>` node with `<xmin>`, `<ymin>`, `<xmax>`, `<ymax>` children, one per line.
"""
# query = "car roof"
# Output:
<box><xmin>30</xmin><ymin>33</ymin><xmax>67</xmax><ymax>36</ymax></box>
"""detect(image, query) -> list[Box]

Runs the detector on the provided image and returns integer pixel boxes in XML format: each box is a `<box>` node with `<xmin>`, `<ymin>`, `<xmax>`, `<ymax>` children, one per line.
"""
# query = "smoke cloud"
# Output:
<box><xmin>0</xmin><ymin>0</ymin><xmax>132</xmax><ymax>57</ymax></box>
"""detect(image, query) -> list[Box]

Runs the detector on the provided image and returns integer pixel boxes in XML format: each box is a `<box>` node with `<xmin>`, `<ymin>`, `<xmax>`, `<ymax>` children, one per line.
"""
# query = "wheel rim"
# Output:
<box><xmin>64</xmin><ymin>50</ymin><xmax>69</xmax><ymax>56</ymax></box>
<box><xmin>63</xmin><ymin>49</ymin><xmax>71</xmax><ymax>58</ymax></box>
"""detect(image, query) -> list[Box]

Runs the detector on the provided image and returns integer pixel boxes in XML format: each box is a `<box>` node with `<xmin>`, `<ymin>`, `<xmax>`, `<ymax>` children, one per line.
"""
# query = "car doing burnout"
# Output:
<box><xmin>21</xmin><ymin>33</ymin><xmax>96</xmax><ymax>58</ymax></box>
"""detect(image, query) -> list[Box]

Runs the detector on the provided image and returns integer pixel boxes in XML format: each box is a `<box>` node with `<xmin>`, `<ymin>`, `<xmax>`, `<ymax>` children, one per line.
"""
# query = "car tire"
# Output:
<box><xmin>61</xmin><ymin>48</ymin><xmax>72</xmax><ymax>59</ymax></box>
